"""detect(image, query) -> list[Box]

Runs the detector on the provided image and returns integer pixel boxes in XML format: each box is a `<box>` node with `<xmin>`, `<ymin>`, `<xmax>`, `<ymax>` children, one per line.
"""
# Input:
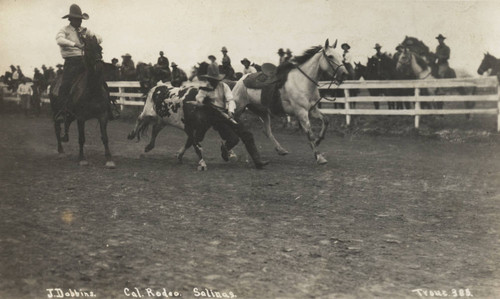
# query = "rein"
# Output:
<box><xmin>295</xmin><ymin>49</ymin><xmax>344</xmax><ymax>111</ymax></box>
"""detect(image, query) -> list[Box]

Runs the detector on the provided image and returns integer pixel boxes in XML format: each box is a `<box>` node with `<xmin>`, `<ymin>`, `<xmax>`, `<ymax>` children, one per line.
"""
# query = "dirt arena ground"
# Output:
<box><xmin>1</xmin><ymin>107</ymin><xmax>500</xmax><ymax>298</ymax></box>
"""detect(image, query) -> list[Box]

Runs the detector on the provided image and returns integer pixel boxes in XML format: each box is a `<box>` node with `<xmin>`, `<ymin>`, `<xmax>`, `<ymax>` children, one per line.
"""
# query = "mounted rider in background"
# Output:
<box><xmin>435</xmin><ymin>34</ymin><xmax>450</xmax><ymax>78</ymax></box>
<box><xmin>55</xmin><ymin>4</ymin><xmax>117</xmax><ymax>121</ymax></box>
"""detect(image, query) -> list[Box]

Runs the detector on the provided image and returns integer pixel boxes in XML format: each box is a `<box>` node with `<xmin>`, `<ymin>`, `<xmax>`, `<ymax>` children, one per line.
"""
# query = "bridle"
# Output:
<box><xmin>295</xmin><ymin>48</ymin><xmax>345</xmax><ymax>110</ymax></box>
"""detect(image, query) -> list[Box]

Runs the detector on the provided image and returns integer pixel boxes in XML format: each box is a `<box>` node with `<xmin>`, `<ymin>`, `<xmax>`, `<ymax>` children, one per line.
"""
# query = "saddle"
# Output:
<box><xmin>243</xmin><ymin>63</ymin><xmax>292</xmax><ymax>116</ymax></box>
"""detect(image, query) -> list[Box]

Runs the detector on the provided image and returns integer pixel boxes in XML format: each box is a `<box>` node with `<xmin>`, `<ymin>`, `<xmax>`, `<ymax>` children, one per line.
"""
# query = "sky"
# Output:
<box><xmin>1</xmin><ymin>0</ymin><xmax>500</xmax><ymax>78</ymax></box>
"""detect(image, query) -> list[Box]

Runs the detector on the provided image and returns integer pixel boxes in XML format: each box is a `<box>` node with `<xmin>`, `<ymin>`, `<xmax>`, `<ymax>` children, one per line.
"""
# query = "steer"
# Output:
<box><xmin>127</xmin><ymin>84</ymin><xmax>214</xmax><ymax>170</ymax></box>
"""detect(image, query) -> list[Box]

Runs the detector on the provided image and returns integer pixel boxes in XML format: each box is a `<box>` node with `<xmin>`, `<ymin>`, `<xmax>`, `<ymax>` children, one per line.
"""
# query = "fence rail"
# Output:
<box><xmin>2</xmin><ymin>76</ymin><xmax>499</xmax><ymax>130</ymax></box>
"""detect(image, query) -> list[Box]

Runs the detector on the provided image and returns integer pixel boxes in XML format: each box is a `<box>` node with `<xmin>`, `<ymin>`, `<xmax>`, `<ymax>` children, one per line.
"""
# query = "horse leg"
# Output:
<box><xmin>176</xmin><ymin>136</ymin><xmax>193</xmax><ymax>163</ymax></box>
<box><xmin>99</xmin><ymin>116</ymin><xmax>115</xmax><ymax>168</ymax></box>
<box><xmin>61</xmin><ymin>114</ymin><xmax>74</xmax><ymax>142</ymax></box>
<box><xmin>54</xmin><ymin>120</ymin><xmax>64</xmax><ymax>154</ymax></box>
<box><xmin>310</xmin><ymin>106</ymin><xmax>329</xmax><ymax>147</ymax></box>
<box><xmin>77</xmin><ymin>120</ymin><xmax>88</xmax><ymax>166</ymax></box>
<box><xmin>145</xmin><ymin>123</ymin><xmax>165</xmax><ymax>153</ymax></box>
<box><xmin>262</xmin><ymin>112</ymin><xmax>289</xmax><ymax>155</ymax></box>
<box><xmin>296</xmin><ymin>109</ymin><xmax>327</xmax><ymax>165</ymax></box>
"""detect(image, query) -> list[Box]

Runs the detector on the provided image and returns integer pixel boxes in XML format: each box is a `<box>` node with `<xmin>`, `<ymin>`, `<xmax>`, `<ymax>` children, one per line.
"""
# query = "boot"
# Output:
<box><xmin>242</xmin><ymin>137</ymin><xmax>269</xmax><ymax>169</ymax></box>
<box><xmin>221</xmin><ymin>142</ymin><xmax>229</xmax><ymax>162</ymax></box>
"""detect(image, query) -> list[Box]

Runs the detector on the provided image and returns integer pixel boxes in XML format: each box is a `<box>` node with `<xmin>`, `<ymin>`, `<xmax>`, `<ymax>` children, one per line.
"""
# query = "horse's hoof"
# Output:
<box><xmin>79</xmin><ymin>160</ymin><xmax>89</xmax><ymax>166</ymax></box>
<box><xmin>275</xmin><ymin>147</ymin><xmax>289</xmax><ymax>156</ymax></box>
<box><xmin>144</xmin><ymin>144</ymin><xmax>154</xmax><ymax>153</ymax></box>
<box><xmin>197</xmin><ymin>160</ymin><xmax>207</xmax><ymax>171</ymax></box>
<box><xmin>127</xmin><ymin>133</ymin><xmax>135</xmax><ymax>140</ymax></box>
<box><xmin>316</xmin><ymin>154</ymin><xmax>328</xmax><ymax>165</ymax></box>
<box><xmin>61</xmin><ymin>135</ymin><xmax>69</xmax><ymax>143</ymax></box>
<box><xmin>175</xmin><ymin>152</ymin><xmax>184</xmax><ymax>163</ymax></box>
<box><xmin>228</xmin><ymin>151</ymin><xmax>238</xmax><ymax>162</ymax></box>
<box><xmin>105</xmin><ymin>161</ymin><xmax>116</xmax><ymax>169</ymax></box>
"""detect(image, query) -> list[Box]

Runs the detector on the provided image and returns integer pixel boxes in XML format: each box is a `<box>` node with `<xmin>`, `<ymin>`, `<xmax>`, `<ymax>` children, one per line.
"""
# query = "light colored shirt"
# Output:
<box><xmin>243</xmin><ymin>66</ymin><xmax>257</xmax><ymax>75</ymax></box>
<box><xmin>56</xmin><ymin>25</ymin><xmax>102</xmax><ymax>58</ymax></box>
<box><xmin>17</xmin><ymin>83</ymin><xmax>33</xmax><ymax>96</ymax></box>
<box><xmin>12</xmin><ymin>71</ymin><xmax>19</xmax><ymax>80</ymax></box>
<box><xmin>342</xmin><ymin>52</ymin><xmax>352</xmax><ymax>64</ymax></box>
<box><xmin>195</xmin><ymin>82</ymin><xmax>235</xmax><ymax>113</ymax></box>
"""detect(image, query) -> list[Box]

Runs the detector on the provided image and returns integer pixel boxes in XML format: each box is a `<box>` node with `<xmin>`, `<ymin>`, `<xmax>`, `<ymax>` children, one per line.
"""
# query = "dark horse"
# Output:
<box><xmin>49</xmin><ymin>35</ymin><xmax>115</xmax><ymax>168</ymax></box>
<box><xmin>477</xmin><ymin>53</ymin><xmax>500</xmax><ymax>79</ymax></box>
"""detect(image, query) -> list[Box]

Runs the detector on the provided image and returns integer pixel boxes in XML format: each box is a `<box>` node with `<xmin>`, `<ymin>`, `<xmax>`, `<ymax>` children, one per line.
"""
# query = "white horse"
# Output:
<box><xmin>396</xmin><ymin>49</ymin><xmax>437</xmax><ymax>94</ymax></box>
<box><xmin>232</xmin><ymin>39</ymin><xmax>347</xmax><ymax>164</ymax></box>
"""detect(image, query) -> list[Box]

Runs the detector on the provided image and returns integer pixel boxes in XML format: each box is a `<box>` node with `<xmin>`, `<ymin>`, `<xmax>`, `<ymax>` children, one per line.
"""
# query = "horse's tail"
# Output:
<box><xmin>128</xmin><ymin>114</ymin><xmax>156</xmax><ymax>141</ymax></box>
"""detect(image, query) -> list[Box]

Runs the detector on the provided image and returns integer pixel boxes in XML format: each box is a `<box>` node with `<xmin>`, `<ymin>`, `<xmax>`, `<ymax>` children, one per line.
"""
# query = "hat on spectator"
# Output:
<box><xmin>62</xmin><ymin>4</ymin><xmax>89</xmax><ymax>20</ymax></box>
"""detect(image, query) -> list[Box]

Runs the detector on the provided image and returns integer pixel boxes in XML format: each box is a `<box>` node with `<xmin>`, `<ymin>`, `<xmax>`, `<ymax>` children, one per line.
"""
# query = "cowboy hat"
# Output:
<box><xmin>277</xmin><ymin>48</ymin><xmax>285</xmax><ymax>54</ymax></box>
<box><xmin>199</xmin><ymin>74</ymin><xmax>225</xmax><ymax>81</ymax></box>
<box><xmin>341</xmin><ymin>43</ymin><xmax>351</xmax><ymax>50</ymax></box>
<box><xmin>62</xmin><ymin>4</ymin><xmax>89</xmax><ymax>20</ymax></box>
<box><xmin>122</xmin><ymin>53</ymin><xmax>132</xmax><ymax>57</ymax></box>
<box><xmin>240</xmin><ymin>58</ymin><xmax>251</xmax><ymax>65</ymax></box>
<box><xmin>286</xmin><ymin>49</ymin><xmax>292</xmax><ymax>54</ymax></box>
<box><xmin>208</xmin><ymin>55</ymin><xmax>216</xmax><ymax>60</ymax></box>
<box><xmin>171</xmin><ymin>62</ymin><xmax>177</xmax><ymax>67</ymax></box>
<box><xmin>221</xmin><ymin>47</ymin><xmax>228</xmax><ymax>52</ymax></box>
<box><xmin>395</xmin><ymin>44</ymin><xmax>404</xmax><ymax>50</ymax></box>
<box><xmin>374</xmin><ymin>43</ymin><xmax>382</xmax><ymax>49</ymax></box>
<box><xmin>436</xmin><ymin>34</ymin><xmax>446</xmax><ymax>40</ymax></box>
<box><xmin>56</xmin><ymin>64</ymin><xmax>63</xmax><ymax>68</ymax></box>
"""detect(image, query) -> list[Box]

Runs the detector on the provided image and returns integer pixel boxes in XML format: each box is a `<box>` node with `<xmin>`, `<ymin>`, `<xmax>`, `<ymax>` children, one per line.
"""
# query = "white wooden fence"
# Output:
<box><xmin>2</xmin><ymin>77</ymin><xmax>499</xmax><ymax>131</ymax></box>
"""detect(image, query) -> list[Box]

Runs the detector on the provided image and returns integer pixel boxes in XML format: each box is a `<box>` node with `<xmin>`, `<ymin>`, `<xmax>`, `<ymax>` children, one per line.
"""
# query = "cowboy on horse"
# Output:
<box><xmin>435</xmin><ymin>34</ymin><xmax>451</xmax><ymax>78</ymax></box>
<box><xmin>55</xmin><ymin>4</ymin><xmax>116</xmax><ymax>121</ymax></box>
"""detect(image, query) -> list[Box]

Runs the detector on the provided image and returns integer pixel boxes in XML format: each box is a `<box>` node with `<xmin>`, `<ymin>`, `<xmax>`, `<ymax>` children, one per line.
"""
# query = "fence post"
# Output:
<box><xmin>414</xmin><ymin>87</ymin><xmax>420</xmax><ymax>129</ymax></box>
<box><xmin>497</xmin><ymin>84</ymin><xmax>500</xmax><ymax>132</ymax></box>
<box><xmin>345</xmin><ymin>88</ymin><xmax>351</xmax><ymax>125</ymax></box>
<box><xmin>119</xmin><ymin>87</ymin><xmax>125</xmax><ymax>111</ymax></box>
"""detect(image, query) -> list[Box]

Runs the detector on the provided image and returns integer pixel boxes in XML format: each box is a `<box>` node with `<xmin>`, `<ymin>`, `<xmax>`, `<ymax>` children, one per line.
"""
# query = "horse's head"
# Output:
<box><xmin>354</xmin><ymin>62</ymin><xmax>367</xmax><ymax>80</ymax></box>
<box><xmin>320</xmin><ymin>39</ymin><xmax>348</xmax><ymax>79</ymax></box>
<box><xmin>82</xmin><ymin>35</ymin><xmax>103</xmax><ymax>69</ymax></box>
<box><xmin>396</xmin><ymin>48</ymin><xmax>412</xmax><ymax>72</ymax></box>
<box><xmin>478</xmin><ymin>52</ymin><xmax>496</xmax><ymax>75</ymax></box>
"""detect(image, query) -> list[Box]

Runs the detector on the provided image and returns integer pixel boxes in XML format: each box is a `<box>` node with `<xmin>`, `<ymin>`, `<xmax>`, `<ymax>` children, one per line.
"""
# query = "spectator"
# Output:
<box><xmin>170</xmin><ymin>62</ymin><xmax>187</xmax><ymax>87</ymax></box>
<box><xmin>17</xmin><ymin>77</ymin><xmax>33</xmax><ymax>116</ymax></box>
<box><xmin>372</xmin><ymin>43</ymin><xmax>383</xmax><ymax>59</ymax></box>
<box><xmin>207</xmin><ymin>55</ymin><xmax>220</xmax><ymax>77</ymax></box>
<box><xmin>220</xmin><ymin>47</ymin><xmax>235</xmax><ymax>79</ymax></box>
<box><xmin>284</xmin><ymin>49</ymin><xmax>293</xmax><ymax>63</ymax></box>
<box><xmin>277</xmin><ymin>48</ymin><xmax>286</xmax><ymax>65</ymax></box>
<box><xmin>120</xmin><ymin>53</ymin><xmax>136</xmax><ymax>80</ymax></box>
<box><xmin>241</xmin><ymin>58</ymin><xmax>257</xmax><ymax>75</ymax></box>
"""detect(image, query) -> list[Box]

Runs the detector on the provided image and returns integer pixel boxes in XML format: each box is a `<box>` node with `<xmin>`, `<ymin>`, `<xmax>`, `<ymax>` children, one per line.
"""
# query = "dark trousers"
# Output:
<box><xmin>199</xmin><ymin>105</ymin><xmax>250</xmax><ymax>150</ymax></box>
<box><xmin>59</xmin><ymin>56</ymin><xmax>85</xmax><ymax>103</ymax></box>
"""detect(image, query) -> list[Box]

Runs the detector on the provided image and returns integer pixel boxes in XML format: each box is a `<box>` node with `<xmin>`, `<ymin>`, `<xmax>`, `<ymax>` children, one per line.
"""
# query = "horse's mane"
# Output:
<box><xmin>402</xmin><ymin>36</ymin><xmax>429</xmax><ymax>57</ymax></box>
<box><xmin>292</xmin><ymin>45</ymin><xmax>322</xmax><ymax>65</ymax></box>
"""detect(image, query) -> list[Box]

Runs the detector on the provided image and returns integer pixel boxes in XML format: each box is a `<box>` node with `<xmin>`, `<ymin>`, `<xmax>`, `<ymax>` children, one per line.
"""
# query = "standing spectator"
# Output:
<box><xmin>435</xmin><ymin>34</ymin><xmax>450</xmax><ymax>78</ymax></box>
<box><xmin>277</xmin><ymin>48</ymin><xmax>286</xmax><ymax>65</ymax></box>
<box><xmin>17</xmin><ymin>77</ymin><xmax>33</xmax><ymax>116</ymax></box>
<box><xmin>11</xmin><ymin>65</ymin><xmax>19</xmax><ymax>92</ymax></box>
<box><xmin>120</xmin><ymin>53</ymin><xmax>136</xmax><ymax>80</ymax></box>
<box><xmin>284</xmin><ymin>49</ymin><xmax>293</xmax><ymax>63</ymax></box>
<box><xmin>170</xmin><ymin>62</ymin><xmax>187</xmax><ymax>87</ymax></box>
<box><xmin>220</xmin><ymin>46</ymin><xmax>235</xmax><ymax>79</ymax></box>
<box><xmin>241</xmin><ymin>58</ymin><xmax>257</xmax><ymax>75</ymax></box>
<box><xmin>207</xmin><ymin>55</ymin><xmax>220</xmax><ymax>77</ymax></box>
